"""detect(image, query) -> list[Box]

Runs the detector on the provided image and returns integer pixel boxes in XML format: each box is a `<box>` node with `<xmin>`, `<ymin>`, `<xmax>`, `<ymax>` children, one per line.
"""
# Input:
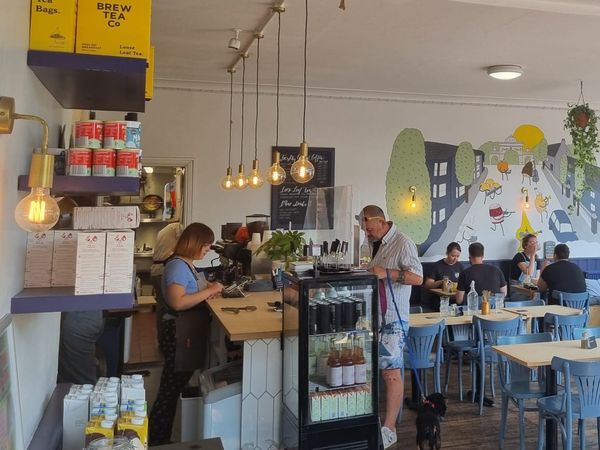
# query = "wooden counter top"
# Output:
<box><xmin>207</xmin><ymin>291</ymin><xmax>283</xmax><ymax>341</ymax></box>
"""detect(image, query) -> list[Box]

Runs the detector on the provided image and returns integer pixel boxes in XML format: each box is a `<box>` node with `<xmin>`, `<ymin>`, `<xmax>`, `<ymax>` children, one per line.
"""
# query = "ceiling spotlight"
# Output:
<box><xmin>487</xmin><ymin>65</ymin><xmax>524</xmax><ymax>80</ymax></box>
<box><xmin>228</xmin><ymin>29</ymin><xmax>241</xmax><ymax>50</ymax></box>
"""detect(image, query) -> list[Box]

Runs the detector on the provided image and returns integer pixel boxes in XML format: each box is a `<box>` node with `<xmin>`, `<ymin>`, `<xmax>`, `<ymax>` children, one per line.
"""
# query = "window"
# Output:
<box><xmin>432</xmin><ymin>210</ymin><xmax>437</xmax><ymax>225</ymax></box>
<box><xmin>456</xmin><ymin>185</ymin><xmax>465</xmax><ymax>198</ymax></box>
<box><xmin>432</xmin><ymin>185</ymin><xmax>438</xmax><ymax>198</ymax></box>
<box><xmin>591</xmin><ymin>203</ymin><xmax>596</xmax><ymax>213</ymax></box>
<box><xmin>434</xmin><ymin>162</ymin><xmax>440</xmax><ymax>176</ymax></box>
<box><xmin>439</xmin><ymin>208</ymin><xmax>446</xmax><ymax>222</ymax></box>
<box><xmin>439</xmin><ymin>162</ymin><xmax>447</xmax><ymax>176</ymax></box>
<box><xmin>438</xmin><ymin>183</ymin><xmax>446</xmax><ymax>197</ymax></box>
<box><xmin>591</xmin><ymin>191</ymin><xmax>596</xmax><ymax>199</ymax></box>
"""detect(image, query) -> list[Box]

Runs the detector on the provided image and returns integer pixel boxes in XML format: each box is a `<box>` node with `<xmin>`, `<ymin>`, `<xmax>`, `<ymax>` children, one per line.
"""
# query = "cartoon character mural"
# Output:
<box><xmin>488</xmin><ymin>203</ymin><xmax>515</xmax><ymax>236</ymax></box>
<box><xmin>479</xmin><ymin>178</ymin><xmax>502</xmax><ymax>204</ymax></box>
<box><xmin>534</xmin><ymin>191</ymin><xmax>551</xmax><ymax>222</ymax></box>
<box><xmin>515</xmin><ymin>211</ymin><xmax>541</xmax><ymax>251</ymax></box>
<box><xmin>497</xmin><ymin>160</ymin><xmax>511</xmax><ymax>180</ymax></box>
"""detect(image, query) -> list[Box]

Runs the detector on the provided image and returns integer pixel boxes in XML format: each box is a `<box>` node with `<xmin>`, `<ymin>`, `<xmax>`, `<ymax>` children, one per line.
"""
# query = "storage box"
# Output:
<box><xmin>73</xmin><ymin>206</ymin><xmax>140</xmax><ymax>229</ymax></box>
<box><xmin>75</xmin><ymin>0</ymin><xmax>151</xmax><ymax>59</ymax></box>
<box><xmin>75</xmin><ymin>231</ymin><xmax>107</xmax><ymax>295</ymax></box>
<box><xmin>29</xmin><ymin>0</ymin><xmax>77</xmax><ymax>52</ymax></box>
<box><xmin>145</xmin><ymin>45</ymin><xmax>154</xmax><ymax>100</ymax></box>
<box><xmin>51</xmin><ymin>230</ymin><xmax>78</xmax><ymax>286</ymax></box>
<box><xmin>24</xmin><ymin>231</ymin><xmax>55</xmax><ymax>288</ymax></box>
<box><xmin>104</xmin><ymin>230</ymin><xmax>134</xmax><ymax>294</ymax></box>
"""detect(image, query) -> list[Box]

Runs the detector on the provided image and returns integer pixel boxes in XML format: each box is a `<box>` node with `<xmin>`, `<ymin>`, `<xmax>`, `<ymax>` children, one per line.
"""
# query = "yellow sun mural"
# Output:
<box><xmin>513</xmin><ymin>124</ymin><xmax>544</xmax><ymax>151</ymax></box>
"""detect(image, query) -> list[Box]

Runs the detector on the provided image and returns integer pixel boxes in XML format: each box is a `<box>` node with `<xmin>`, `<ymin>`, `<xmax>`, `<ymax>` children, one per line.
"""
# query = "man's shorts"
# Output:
<box><xmin>378</xmin><ymin>319</ymin><xmax>408</xmax><ymax>370</ymax></box>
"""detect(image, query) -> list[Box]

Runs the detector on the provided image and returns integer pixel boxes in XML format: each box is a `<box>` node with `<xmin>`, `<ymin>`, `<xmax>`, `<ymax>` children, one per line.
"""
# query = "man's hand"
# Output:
<box><xmin>369</xmin><ymin>265</ymin><xmax>387</xmax><ymax>279</ymax></box>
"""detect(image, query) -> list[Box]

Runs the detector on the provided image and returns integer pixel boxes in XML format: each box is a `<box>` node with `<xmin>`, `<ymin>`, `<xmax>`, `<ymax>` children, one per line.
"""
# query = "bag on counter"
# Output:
<box><xmin>174</xmin><ymin>307</ymin><xmax>211</xmax><ymax>372</ymax></box>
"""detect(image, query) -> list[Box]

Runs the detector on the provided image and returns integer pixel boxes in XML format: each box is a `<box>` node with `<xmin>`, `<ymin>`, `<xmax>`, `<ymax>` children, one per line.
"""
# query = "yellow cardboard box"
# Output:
<box><xmin>145</xmin><ymin>45</ymin><xmax>154</xmax><ymax>100</ymax></box>
<box><xmin>29</xmin><ymin>0</ymin><xmax>77</xmax><ymax>52</ymax></box>
<box><xmin>76</xmin><ymin>0</ymin><xmax>151</xmax><ymax>59</ymax></box>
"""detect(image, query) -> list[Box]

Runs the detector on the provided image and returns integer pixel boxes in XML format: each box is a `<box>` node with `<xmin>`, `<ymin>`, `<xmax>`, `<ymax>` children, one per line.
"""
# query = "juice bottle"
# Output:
<box><xmin>353</xmin><ymin>336</ymin><xmax>367</xmax><ymax>384</ymax></box>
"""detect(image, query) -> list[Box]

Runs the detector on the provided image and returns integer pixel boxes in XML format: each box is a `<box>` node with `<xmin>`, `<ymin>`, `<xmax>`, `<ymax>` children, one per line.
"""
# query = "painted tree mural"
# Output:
<box><xmin>504</xmin><ymin>149</ymin><xmax>520</xmax><ymax>164</ymax></box>
<box><xmin>532</xmin><ymin>138</ymin><xmax>548</xmax><ymax>163</ymax></box>
<box><xmin>455</xmin><ymin>141</ymin><xmax>475</xmax><ymax>203</ymax></box>
<box><xmin>560</xmin><ymin>154</ymin><xmax>568</xmax><ymax>195</ymax></box>
<box><xmin>479</xmin><ymin>141</ymin><xmax>496</xmax><ymax>164</ymax></box>
<box><xmin>386</xmin><ymin>128</ymin><xmax>432</xmax><ymax>245</ymax></box>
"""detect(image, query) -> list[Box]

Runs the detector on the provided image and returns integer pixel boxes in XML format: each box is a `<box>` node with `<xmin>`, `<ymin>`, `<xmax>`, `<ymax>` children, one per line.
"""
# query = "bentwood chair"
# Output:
<box><xmin>572</xmin><ymin>326</ymin><xmax>600</xmax><ymax>339</ymax></box>
<box><xmin>537</xmin><ymin>357</ymin><xmax>600</xmax><ymax>450</ymax></box>
<box><xmin>444</xmin><ymin>323</ymin><xmax>475</xmax><ymax>401</ymax></box>
<box><xmin>543</xmin><ymin>312</ymin><xmax>588</xmax><ymax>341</ymax></box>
<box><xmin>505</xmin><ymin>298</ymin><xmax>545</xmax><ymax>333</ymax></box>
<box><xmin>552</xmin><ymin>290</ymin><xmax>590</xmax><ymax>311</ymax></box>
<box><xmin>497</xmin><ymin>332</ymin><xmax>553</xmax><ymax>450</ymax></box>
<box><xmin>472</xmin><ymin>315</ymin><xmax>522</xmax><ymax>415</ymax></box>
<box><xmin>404</xmin><ymin>320</ymin><xmax>445</xmax><ymax>396</ymax></box>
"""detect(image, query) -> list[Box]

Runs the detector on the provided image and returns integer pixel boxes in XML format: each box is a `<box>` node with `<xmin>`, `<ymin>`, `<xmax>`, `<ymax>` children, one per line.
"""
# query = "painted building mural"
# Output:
<box><xmin>386</xmin><ymin>126</ymin><xmax>600</xmax><ymax>261</ymax></box>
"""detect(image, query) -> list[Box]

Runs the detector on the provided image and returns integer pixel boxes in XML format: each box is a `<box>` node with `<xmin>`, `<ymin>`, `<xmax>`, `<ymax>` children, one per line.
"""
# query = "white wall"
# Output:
<box><xmin>0</xmin><ymin>1</ymin><xmax>64</xmax><ymax>446</ymax></box>
<box><xmin>139</xmin><ymin>82</ymin><xmax>570</xmax><ymax>256</ymax></box>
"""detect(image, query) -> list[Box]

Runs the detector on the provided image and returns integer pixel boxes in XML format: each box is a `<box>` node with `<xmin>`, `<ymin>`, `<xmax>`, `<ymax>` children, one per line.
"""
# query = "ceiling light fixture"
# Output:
<box><xmin>221</xmin><ymin>68</ymin><xmax>236</xmax><ymax>190</ymax></box>
<box><xmin>487</xmin><ymin>65</ymin><xmax>524</xmax><ymax>80</ymax></box>
<box><xmin>248</xmin><ymin>33</ymin><xmax>265</xmax><ymax>189</ymax></box>
<box><xmin>291</xmin><ymin>0</ymin><xmax>315</xmax><ymax>183</ymax></box>
<box><xmin>0</xmin><ymin>96</ymin><xmax>60</xmax><ymax>232</ymax></box>
<box><xmin>266</xmin><ymin>5</ymin><xmax>286</xmax><ymax>186</ymax></box>
<box><xmin>235</xmin><ymin>54</ymin><xmax>249</xmax><ymax>189</ymax></box>
<box><xmin>228</xmin><ymin>28</ymin><xmax>242</xmax><ymax>50</ymax></box>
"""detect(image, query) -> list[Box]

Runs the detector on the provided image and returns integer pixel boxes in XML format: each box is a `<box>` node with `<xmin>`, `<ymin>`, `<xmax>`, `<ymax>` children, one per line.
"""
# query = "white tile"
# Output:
<box><xmin>241</xmin><ymin>393</ymin><xmax>258</xmax><ymax>447</ymax></box>
<box><xmin>266</xmin><ymin>339</ymin><xmax>282</xmax><ymax>396</ymax></box>
<box><xmin>249</xmin><ymin>340</ymin><xmax>268</xmax><ymax>396</ymax></box>
<box><xmin>257</xmin><ymin>394</ymin><xmax>275</xmax><ymax>445</ymax></box>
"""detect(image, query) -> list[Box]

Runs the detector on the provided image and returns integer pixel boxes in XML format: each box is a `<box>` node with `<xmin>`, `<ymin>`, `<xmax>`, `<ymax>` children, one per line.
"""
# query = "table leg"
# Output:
<box><xmin>545</xmin><ymin>365</ymin><xmax>557</xmax><ymax>450</ymax></box>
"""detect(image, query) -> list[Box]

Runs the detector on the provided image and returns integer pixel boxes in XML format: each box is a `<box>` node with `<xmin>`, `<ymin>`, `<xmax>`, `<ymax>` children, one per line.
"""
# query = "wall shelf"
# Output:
<box><xmin>11</xmin><ymin>286</ymin><xmax>134</xmax><ymax>314</ymax></box>
<box><xmin>27</xmin><ymin>50</ymin><xmax>146</xmax><ymax>112</ymax></box>
<box><xmin>139</xmin><ymin>218</ymin><xmax>178</xmax><ymax>223</ymax></box>
<box><xmin>18</xmin><ymin>175</ymin><xmax>140</xmax><ymax>195</ymax></box>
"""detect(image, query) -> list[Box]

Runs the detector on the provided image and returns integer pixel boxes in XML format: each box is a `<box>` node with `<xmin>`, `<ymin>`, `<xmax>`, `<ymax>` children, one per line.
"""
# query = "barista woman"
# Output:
<box><xmin>149</xmin><ymin>223</ymin><xmax>224</xmax><ymax>446</ymax></box>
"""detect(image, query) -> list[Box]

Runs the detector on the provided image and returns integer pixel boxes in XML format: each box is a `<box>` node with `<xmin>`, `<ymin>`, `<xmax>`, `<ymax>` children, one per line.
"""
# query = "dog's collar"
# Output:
<box><xmin>422</xmin><ymin>399</ymin><xmax>436</xmax><ymax>408</ymax></box>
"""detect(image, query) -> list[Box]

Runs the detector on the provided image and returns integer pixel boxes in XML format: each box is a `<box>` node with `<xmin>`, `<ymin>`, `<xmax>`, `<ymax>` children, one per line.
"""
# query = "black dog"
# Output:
<box><xmin>415</xmin><ymin>393</ymin><xmax>447</xmax><ymax>450</ymax></box>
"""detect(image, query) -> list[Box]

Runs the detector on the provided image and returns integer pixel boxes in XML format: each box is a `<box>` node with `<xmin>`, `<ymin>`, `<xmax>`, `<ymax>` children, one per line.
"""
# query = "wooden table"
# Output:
<box><xmin>409</xmin><ymin>310</ymin><xmax>518</xmax><ymax>327</ymax></box>
<box><xmin>493</xmin><ymin>340</ymin><xmax>600</xmax><ymax>450</ymax></box>
<box><xmin>503</xmin><ymin>304</ymin><xmax>581</xmax><ymax>319</ymax></box>
<box><xmin>509</xmin><ymin>283</ymin><xmax>538</xmax><ymax>299</ymax></box>
<box><xmin>429</xmin><ymin>288</ymin><xmax>457</xmax><ymax>298</ymax></box>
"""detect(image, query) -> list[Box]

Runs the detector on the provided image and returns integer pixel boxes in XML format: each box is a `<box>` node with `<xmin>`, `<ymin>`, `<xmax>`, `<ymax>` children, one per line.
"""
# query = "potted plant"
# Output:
<box><xmin>255</xmin><ymin>230</ymin><xmax>306</xmax><ymax>269</ymax></box>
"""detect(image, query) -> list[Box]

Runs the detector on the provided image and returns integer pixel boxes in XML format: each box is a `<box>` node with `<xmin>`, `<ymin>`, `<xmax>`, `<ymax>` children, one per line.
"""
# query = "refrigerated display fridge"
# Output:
<box><xmin>282</xmin><ymin>272</ymin><xmax>379</xmax><ymax>450</ymax></box>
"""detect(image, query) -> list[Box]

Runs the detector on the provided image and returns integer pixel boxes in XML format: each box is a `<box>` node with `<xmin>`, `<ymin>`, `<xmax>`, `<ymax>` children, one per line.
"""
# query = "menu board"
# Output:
<box><xmin>270</xmin><ymin>146</ymin><xmax>335</xmax><ymax>230</ymax></box>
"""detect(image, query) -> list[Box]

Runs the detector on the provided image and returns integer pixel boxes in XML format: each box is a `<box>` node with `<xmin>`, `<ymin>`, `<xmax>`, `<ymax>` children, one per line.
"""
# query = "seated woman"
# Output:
<box><xmin>508</xmin><ymin>234</ymin><xmax>545</xmax><ymax>299</ymax></box>
<box><xmin>422</xmin><ymin>242</ymin><xmax>464</xmax><ymax>311</ymax></box>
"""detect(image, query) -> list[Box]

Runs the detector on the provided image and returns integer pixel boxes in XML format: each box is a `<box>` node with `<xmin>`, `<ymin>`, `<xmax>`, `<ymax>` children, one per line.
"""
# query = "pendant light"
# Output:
<box><xmin>235</xmin><ymin>54</ymin><xmax>249</xmax><ymax>189</ymax></box>
<box><xmin>221</xmin><ymin>68</ymin><xmax>236</xmax><ymax>190</ymax></box>
<box><xmin>266</xmin><ymin>5</ymin><xmax>287</xmax><ymax>186</ymax></box>
<box><xmin>290</xmin><ymin>0</ymin><xmax>315</xmax><ymax>183</ymax></box>
<box><xmin>248</xmin><ymin>33</ymin><xmax>265</xmax><ymax>188</ymax></box>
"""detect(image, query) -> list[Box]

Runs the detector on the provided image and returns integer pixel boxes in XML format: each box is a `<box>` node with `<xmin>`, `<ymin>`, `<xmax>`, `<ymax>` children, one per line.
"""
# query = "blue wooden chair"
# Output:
<box><xmin>404</xmin><ymin>320</ymin><xmax>445</xmax><ymax>395</ymax></box>
<box><xmin>572</xmin><ymin>326</ymin><xmax>600</xmax><ymax>339</ymax></box>
<box><xmin>537</xmin><ymin>356</ymin><xmax>600</xmax><ymax>450</ymax></box>
<box><xmin>543</xmin><ymin>312</ymin><xmax>588</xmax><ymax>341</ymax></box>
<box><xmin>472</xmin><ymin>315</ymin><xmax>522</xmax><ymax>415</ymax></box>
<box><xmin>505</xmin><ymin>298</ymin><xmax>545</xmax><ymax>333</ymax></box>
<box><xmin>443</xmin><ymin>323</ymin><xmax>475</xmax><ymax>401</ymax></box>
<box><xmin>552</xmin><ymin>290</ymin><xmax>590</xmax><ymax>311</ymax></box>
<box><xmin>497</xmin><ymin>332</ymin><xmax>553</xmax><ymax>450</ymax></box>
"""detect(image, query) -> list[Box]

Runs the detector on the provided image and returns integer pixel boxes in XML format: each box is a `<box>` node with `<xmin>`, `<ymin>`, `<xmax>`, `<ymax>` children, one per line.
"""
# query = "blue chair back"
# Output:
<box><xmin>543</xmin><ymin>312</ymin><xmax>588</xmax><ymax>340</ymax></box>
<box><xmin>552</xmin><ymin>290</ymin><xmax>589</xmax><ymax>310</ymax></box>
<box><xmin>406</xmin><ymin>320</ymin><xmax>445</xmax><ymax>370</ymax></box>
<box><xmin>504</xmin><ymin>299</ymin><xmax>545</xmax><ymax>307</ymax></box>
<box><xmin>474</xmin><ymin>315</ymin><xmax>522</xmax><ymax>360</ymax></box>
<box><xmin>572</xmin><ymin>326</ymin><xmax>600</xmax><ymax>339</ymax></box>
<box><xmin>551</xmin><ymin>356</ymin><xmax>600</xmax><ymax>420</ymax></box>
<box><xmin>497</xmin><ymin>333</ymin><xmax>553</xmax><ymax>383</ymax></box>
<box><xmin>410</xmin><ymin>305</ymin><xmax>423</xmax><ymax>314</ymax></box>
<box><xmin>447</xmin><ymin>323</ymin><xmax>472</xmax><ymax>342</ymax></box>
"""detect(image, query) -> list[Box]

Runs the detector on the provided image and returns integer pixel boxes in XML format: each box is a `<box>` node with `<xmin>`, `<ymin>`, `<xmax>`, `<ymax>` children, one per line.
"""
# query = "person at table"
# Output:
<box><xmin>509</xmin><ymin>233</ymin><xmax>542</xmax><ymax>284</ymax></box>
<box><xmin>360</xmin><ymin>205</ymin><xmax>423</xmax><ymax>449</ymax></box>
<box><xmin>149</xmin><ymin>223</ymin><xmax>224</xmax><ymax>446</ymax></box>
<box><xmin>455</xmin><ymin>242</ymin><xmax>506</xmax><ymax>407</ymax></box>
<box><xmin>423</xmin><ymin>242</ymin><xmax>464</xmax><ymax>311</ymax></box>
<box><xmin>537</xmin><ymin>243</ymin><xmax>586</xmax><ymax>304</ymax></box>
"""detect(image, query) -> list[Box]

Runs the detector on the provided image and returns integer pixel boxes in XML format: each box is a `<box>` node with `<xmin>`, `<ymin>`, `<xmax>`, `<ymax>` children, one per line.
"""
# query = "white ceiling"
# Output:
<box><xmin>151</xmin><ymin>0</ymin><xmax>600</xmax><ymax>105</ymax></box>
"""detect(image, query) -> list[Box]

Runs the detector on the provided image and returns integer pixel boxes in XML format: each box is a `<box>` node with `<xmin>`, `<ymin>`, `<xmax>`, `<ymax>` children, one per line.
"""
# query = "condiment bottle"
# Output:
<box><xmin>481</xmin><ymin>297</ymin><xmax>490</xmax><ymax>315</ymax></box>
<box><xmin>581</xmin><ymin>331</ymin><xmax>590</xmax><ymax>349</ymax></box>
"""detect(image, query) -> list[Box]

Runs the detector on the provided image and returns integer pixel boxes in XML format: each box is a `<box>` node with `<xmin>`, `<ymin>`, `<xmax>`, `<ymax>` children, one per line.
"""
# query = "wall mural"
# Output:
<box><xmin>386</xmin><ymin>126</ymin><xmax>600</xmax><ymax>261</ymax></box>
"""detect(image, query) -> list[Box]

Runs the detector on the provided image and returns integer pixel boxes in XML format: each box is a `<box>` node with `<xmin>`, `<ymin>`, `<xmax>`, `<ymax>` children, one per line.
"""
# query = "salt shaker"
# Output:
<box><xmin>581</xmin><ymin>331</ymin><xmax>590</xmax><ymax>349</ymax></box>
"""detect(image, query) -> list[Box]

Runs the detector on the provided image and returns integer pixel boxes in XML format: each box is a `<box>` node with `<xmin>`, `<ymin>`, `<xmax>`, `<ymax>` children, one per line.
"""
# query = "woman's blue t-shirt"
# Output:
<box><xmin>162</xmin><ymin>258</ymin><xmax>207</xmax><ymax>299</ymax></box>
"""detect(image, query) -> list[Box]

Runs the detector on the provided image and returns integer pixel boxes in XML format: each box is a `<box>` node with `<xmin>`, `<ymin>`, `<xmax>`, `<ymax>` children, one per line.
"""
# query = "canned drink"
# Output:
<box><xmin>317</xmin><ymin>302</ymin><xmax>331</xmax><ymax>334</ymax></box>
<box><xmin>341</xmin><ymin>299</ymin><xmax>355</xmax><ymax>331</ymax></box>
<box><xmin>328</xmin><ymin>299</ymin><xmax>343</xmax><ymax>333</ymax></box>
<box><xmin>103</xmin><ymin>121</ymin><xmax>127</xmax><ymax>149</ymax></box>
<box><xmin>74</xmin><ymin>120</ymin><xmax>103</xmax><ymax>149</ymax></box>
<box><xmin>92</xmin><ymin>149</ymin><xmax>116</xmax><ymax>176</ymax></box>
<box><xmin>66</xmin><ymin>148</ymin><xmax>92</xmax><ymax>176</ymax></box>
<box><xmin>116</xmin><ymin>149</ymin><xmax>142</xmax><ymax>177</ymax></box>
<box><xmin>352</xmin><ymin>297</ymin><xmax>367</xmax><ymax>324</ymax></box>
<box><xmin>125</xmin><ymin>120</ymin><xmax>142</xmax><ymax>148</ymax></box>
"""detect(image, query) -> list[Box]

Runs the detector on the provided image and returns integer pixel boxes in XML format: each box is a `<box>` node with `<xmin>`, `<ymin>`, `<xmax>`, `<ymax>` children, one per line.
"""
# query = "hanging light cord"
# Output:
<box><xmin>228</xmin><ymin>70</ymin><xmax>233</xmax><ymax>168</ymax></box>
<box><xmin>578</xmin><ymin>80</ymin><xmax>585</xmax><ymax>105</ymax></box>
<box><xmin>254</xmin><ymin>37</ymin><xmax>261</xmax><ymax>160</ymax></box>
<box><xmin>240</xmin><ymin>56</ymin><xmax>246</xmax><ymax>164</ymax></box>
<box><xmin>276</xmin><ymin>11</ymin><xmax>281</xmax><ymax>148</ymax></box>
<box><xmin>302</xmin><ymin>0</ymin><xmax>308</xmax><ymax>142</ymax></box>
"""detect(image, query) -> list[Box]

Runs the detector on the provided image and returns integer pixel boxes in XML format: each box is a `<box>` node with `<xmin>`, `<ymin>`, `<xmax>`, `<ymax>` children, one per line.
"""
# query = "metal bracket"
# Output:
<box><xmin>0</xmin><ymin>96</ymin><xmax>16</xmax><ymax>134</ymax></box>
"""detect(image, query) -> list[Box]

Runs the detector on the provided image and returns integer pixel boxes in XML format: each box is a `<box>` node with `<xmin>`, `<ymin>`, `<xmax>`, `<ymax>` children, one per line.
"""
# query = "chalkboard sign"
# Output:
<box><xmin>270</xmin><ymin>146</ymin><xmax>335</xmax><ymax>230</ymax></box>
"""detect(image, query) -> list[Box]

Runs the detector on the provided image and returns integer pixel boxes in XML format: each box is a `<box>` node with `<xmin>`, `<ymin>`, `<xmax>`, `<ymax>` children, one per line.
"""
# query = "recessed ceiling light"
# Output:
<box><xmin>487</xmin><ymin>65</ymin><xmax>524</xmax><ymax>80</ymax></box>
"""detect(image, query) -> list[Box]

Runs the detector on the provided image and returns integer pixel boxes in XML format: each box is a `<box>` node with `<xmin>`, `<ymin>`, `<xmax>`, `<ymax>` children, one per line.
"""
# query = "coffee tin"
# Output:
<box><xmin>92</xmin><ymin>149</ymin><xmax>116</xmax><ymax>176</ymax></box>
<box><xmin>74</xmin><ymin>120</ymin><xmax>103</xmax><ymax>149</ymax></box>
<box><xmin>103</xmin><ymin>121</ymin><xmax>127</xmax><ymax>149</ymax></box>
<box><xmin>116</xmin><ymin>149</ymin><xmax>142</xmax><ymax>177</ymax></box>
<box><xmin>66</xmin><ymin>148</ymin><xmax>92</xmax><ymax>176</ymax></box>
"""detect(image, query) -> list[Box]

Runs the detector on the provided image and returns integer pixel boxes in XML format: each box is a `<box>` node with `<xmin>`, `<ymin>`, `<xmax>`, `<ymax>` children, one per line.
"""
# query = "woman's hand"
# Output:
<box><xmin>210</xmin><ymin>282</ymin><xmax>224</xmax><ymax>296</ymax></box>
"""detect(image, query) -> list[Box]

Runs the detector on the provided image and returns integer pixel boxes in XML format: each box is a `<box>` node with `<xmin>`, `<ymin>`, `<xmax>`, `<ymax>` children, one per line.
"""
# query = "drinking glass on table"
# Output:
<box><xmin>440</xmin><ymin>296</ymin><xmax>450</xmax><ymax>316</ymax></box>
<box><xmin>494</xmin><ymin>293</ymin><xmax>504</xmax><ymax>313</ymax></box>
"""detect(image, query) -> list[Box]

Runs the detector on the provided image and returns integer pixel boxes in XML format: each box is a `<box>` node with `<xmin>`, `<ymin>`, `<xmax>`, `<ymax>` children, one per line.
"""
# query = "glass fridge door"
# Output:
<box><xmin>305</xmin><ymin>277</ymin><xmax>376</xmax><ymax>425</ymax></box>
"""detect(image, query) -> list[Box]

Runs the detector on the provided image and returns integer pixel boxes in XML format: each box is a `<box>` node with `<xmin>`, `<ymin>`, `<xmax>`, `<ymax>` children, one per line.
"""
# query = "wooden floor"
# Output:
<box><xmin>127</xmin><ymin>308</ymin><xmax>162</xmax><ymax>365</ymax></box>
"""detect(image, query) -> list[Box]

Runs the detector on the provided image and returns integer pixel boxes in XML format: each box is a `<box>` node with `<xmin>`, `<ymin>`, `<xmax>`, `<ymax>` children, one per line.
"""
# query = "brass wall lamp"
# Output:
<box><xmin>409</xmin><ymin>185</ymin><xmax>417</xmax><ymax>208</ymax></box>
<box><xmin>521</xmin><ymin>187</ymin><xmax>530</xmax><ymax>209</ymax></box>
<box><xmin>0</xmin><ymin>96</ymin><xmax>60</xmax><ymax>232</ymax></box>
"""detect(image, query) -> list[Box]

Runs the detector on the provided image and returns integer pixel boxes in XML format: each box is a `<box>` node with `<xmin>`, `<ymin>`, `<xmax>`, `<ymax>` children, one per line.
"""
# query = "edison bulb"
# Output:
<box><xmin>235</xmin><ymin>164</ymin><xmax>247</xmax><ymax>189</ymax></box>
<box><xmin>248</xmin><ymin>159</ymin><xmax>264</xmax><ymax>188</ymax></box>
<box><xmin>221</xmin><ymin>168</ymin><xmax>234</xmax><ymax>190</ymax></box>
<box><xmin>291</xmin><ymin>156</ymin><xmax>314</xmax><ymax>183</ymax></box>
<box><xmin>15</xmin><ymin>187</ymin><xmax>60</xmax><ymax>232</ymax></box>
<box><xmin>267</xmin><ymin>163</ymin><xmax>286</xmax><ymax>185</ymax></box>
<box><xmin>411</xmin><ymin>201</ymin><xmax>416</xmax><ymax>209</ymax></box>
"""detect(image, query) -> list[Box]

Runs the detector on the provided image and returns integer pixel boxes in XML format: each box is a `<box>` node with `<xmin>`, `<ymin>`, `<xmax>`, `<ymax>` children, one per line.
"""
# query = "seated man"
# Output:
<box><xmin>422</xmin><ymin>242</ymin><xmax>464</xmax><ymax>312</ymax></box>
<box><xmin>537</xmin><ymin>243</ymin><xmax>586</xmax><ymax>304</ymax></box>
<box><xmin>455</xmin><ymin>242</ymin><xmax>507</xmax><ymax>304</ymax></box>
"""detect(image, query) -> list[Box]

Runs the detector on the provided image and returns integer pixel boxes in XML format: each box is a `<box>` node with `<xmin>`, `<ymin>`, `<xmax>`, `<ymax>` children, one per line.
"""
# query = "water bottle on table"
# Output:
<box><xmin>466</xmin><ymin>280</ymin><xmax>478</xmax><ymax>315</ymax></box>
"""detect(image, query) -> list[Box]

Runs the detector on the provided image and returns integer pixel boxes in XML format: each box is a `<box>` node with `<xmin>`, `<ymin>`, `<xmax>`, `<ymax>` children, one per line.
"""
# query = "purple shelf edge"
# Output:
<box><xmin>11</xmin><ymin>287</ymin><xmax>134</xmax><ymax>314</ymax></box>
<box><xmin>18</xmin><ymin>175</ymin><xmax>140</xmax><ymax>195</ymax></box>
